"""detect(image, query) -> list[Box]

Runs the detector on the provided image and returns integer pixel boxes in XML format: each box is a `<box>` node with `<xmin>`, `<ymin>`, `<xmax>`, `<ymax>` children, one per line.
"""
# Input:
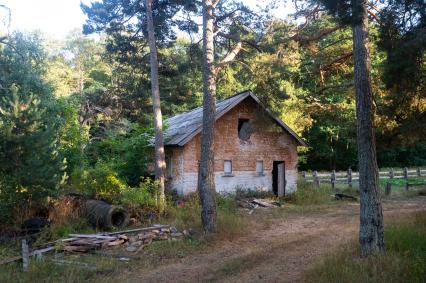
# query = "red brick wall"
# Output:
<box><xmin>180</xmin><ymin>97</ymin><xmax>298</xmax><ymax>174</ymax></box>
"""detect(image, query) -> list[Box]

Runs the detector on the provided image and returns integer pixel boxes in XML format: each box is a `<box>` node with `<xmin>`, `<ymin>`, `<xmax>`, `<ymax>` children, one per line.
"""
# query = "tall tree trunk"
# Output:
<box><xmin>352</xmin><ymin>0</ymin><xmax>384</xmax><ymax>257</ymax></box>
<box><xmin>146</xmin><ymin>0</ymin><xmax>166</xmax><ymax>213</ymax></box>
<box><xmin>199</xmin><ymin>0</ymin><xmax>217</xmax><ymax>233</ymax></box>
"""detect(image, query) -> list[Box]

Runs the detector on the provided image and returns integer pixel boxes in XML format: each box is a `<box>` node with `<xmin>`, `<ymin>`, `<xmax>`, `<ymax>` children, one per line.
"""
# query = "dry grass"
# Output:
<box><xmin>304</xmin><ymin>211</ymin><xmax>426</xmax><ymax>283</ymax></box>
<box><xmin>0</xmin><ymin>254</ymin><xmax>121</xmax><ymax>283</ymax></box>
<box><xmin>48</xmin><ymin>195</ymin><xmax>85</xmax><ymax>225</ymax></box>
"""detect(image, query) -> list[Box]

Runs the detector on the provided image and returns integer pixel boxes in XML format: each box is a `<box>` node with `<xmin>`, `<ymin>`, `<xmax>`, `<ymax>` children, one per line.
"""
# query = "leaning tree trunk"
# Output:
<box><xmin>198</xmin><ymin>0</ymin><xmax>218</xmax><ymax>233</ymax></box>
<box><xmin>352</xmin><ymin>0</ymin><xmax>384</xmax><ymax>257</ymax></box>
<box><xmin>146</xmin><ymin>0</ymin><xmax>166</xmax><ymax>213</ymax></box>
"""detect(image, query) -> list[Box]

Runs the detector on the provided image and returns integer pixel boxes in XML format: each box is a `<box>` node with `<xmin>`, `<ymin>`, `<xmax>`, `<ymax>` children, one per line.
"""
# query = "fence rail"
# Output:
<box><xmin>302</xmin><ymin>167</ymin><xmax>426</xmax><ymax>193</ymax></box>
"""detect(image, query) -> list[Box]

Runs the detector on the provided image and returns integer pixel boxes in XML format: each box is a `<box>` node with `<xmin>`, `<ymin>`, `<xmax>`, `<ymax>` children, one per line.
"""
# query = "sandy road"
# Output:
<box><xmin>118</xmin><ymin>197</ymin><xmax>426</xmax><ymax>283</ymax></box>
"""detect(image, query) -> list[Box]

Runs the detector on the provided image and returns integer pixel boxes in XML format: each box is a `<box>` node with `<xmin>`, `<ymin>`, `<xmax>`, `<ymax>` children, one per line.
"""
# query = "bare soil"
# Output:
<box><xmin>111</xmin><ymin>197</ymin><xmax>426</xmax><ymax>283</ymax></box>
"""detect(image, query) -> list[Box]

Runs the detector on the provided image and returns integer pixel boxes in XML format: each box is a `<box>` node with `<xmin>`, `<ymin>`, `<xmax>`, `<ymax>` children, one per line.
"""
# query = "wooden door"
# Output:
<box><xmin>273</xmin><ymin>161</ymin><xmax>286</xmax><ymax>196</ymax></box>
<box><xmin>277</xmin><ymin>163</ymin><xmax>285</xmax><ymax>197</ymax></box>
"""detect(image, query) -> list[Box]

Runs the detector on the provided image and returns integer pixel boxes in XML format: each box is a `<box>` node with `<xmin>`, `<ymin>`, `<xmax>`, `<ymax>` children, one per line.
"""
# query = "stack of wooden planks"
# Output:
<box><xmin>0</xmin><ymin>224</ymin><xmax>183</xmax><ymax>267</ymax></box>
<box><xmin>63</xmin><ymin>225</ymin><xmax>181</xmax><ymax>253</ymax></box>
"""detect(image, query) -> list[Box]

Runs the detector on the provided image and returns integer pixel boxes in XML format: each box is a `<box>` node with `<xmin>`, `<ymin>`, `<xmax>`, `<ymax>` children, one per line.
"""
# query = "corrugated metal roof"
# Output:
<box><xmin>164</xmin><ymin>90</ymin><xmax>307</xmax><ymax>147</ymax></box>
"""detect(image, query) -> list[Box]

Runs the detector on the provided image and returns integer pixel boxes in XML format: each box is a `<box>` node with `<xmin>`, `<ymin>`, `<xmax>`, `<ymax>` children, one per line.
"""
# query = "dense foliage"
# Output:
<box><xmin>0</xmin><ymin>0</ymin><xmax>424</xmax><ymax>222</ymax></box>
<box><xmin>0</xmin><ymin>33</ymin><xmax>66</xmax><ymax>222</ymax></box>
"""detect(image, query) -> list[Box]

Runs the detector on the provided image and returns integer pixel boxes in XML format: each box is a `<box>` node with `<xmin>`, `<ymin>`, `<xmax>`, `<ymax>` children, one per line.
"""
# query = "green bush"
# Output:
<box><xmin>120</xmin><ymin>178</ymin><xmax>159</xmax><ymax>208</ymax></box>
<box><xmin>85</xmin><ymin>123</ymin><xmax>154</xmax><ymax>187</ymax></box>
<box><xmin>71</xmin><ymin>162</ymin><xmax>127</xmax><ymax>202</ymax></box>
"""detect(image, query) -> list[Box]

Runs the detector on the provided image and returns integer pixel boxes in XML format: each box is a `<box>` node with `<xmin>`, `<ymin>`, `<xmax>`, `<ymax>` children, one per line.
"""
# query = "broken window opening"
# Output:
<box><xmin>238</xmin><ymin>119</ymin><xmax>252</xmax><ymax>141</ymax></box>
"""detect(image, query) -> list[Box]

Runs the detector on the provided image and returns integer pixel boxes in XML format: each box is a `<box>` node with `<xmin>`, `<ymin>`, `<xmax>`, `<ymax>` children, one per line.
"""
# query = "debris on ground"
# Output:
<box><xmin>237</xmin><ymin>198</ymin><xmax>281</xmax><ymax>213</ymax></box>
<box><xmin>63</xmin><ymin>224</ymin><xmax>184</xmax><ymax>253</ymax></box>
<box><xmin>84</xmin><ymin>200</ymin><xmax>130</xmax><ymax>230</ymax></box>
<box><xmin>334</xmin><ymin>193</ymin><xmax>358</xmax><ymax>201</ymax></box>
<box><xmin>0</xmin><ymin>224</ymin><xmax>185</xmax><ymax>267</ymax></box>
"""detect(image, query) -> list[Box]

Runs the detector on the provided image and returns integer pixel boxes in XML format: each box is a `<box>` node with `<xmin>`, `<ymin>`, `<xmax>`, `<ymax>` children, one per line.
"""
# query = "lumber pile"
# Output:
<box><xmin>0</xmin><ymin>224</ymin><xmax>184</xmax><ymax>267</ymax></box>
<box><xmin>63</xmin><ymin>225</ymin><xmax>183</xmax><ymax>253</ymax></box>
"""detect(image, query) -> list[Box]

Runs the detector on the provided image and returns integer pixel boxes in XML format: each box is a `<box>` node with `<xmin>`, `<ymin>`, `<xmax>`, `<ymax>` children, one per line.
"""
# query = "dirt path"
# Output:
<box><xmin>121</xmin><ymin>197</ymin><xmax>426</xmax><ymax>283</ymax></box>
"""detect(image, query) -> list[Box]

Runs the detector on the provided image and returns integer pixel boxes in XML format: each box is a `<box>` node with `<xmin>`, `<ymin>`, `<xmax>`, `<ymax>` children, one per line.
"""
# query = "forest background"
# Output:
<box><xmin>0</xmin><ymin>0</ymin><xmax>424</xmax><ymax>223</ymax></box>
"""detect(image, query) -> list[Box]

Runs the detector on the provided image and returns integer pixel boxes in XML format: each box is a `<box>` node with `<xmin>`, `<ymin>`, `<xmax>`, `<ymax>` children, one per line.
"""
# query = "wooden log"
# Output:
<box><xmin>106</xmin><ymin>239</ymin><xmax>125</xmax><ymax>246</ymax></box>
<box><xmin>63</xmin><ymin>245</ymin><xmax>93</xmax><ymax>252</ymax></box>
<box><xmin>22</xmin><ymin>240</ymin><xmax>29</xmax><ymax>272</ymax></box>
<box><xmin>385</xmin><ymin>182</ymin><xmax>391</xmax><ymax>196</ymax></box>
<box><xmin>137</xmin><ymin>233</ymin><xmax>155</xmax><ymax>241</ymax></box>
<box><xmin>105</xmin><ymin>225</ymin><xmax>170</xmax><ymax>236</ymax></box>
<box><xmin>68</xmin><ymin>234</ymin><xmax>116</xmax><ymax>240</ymax></box>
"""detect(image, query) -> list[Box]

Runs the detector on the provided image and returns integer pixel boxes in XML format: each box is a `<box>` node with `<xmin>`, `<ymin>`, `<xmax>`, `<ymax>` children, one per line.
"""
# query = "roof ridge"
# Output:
<box><xmin>164</xmin><ymin>89</ymin><xmax>307</xmax><ymax>147</ymax></box>
<box><xmin>166</xmin><ymin>89</ymin><xmax>252</xmax><ymax>122</ymax></box>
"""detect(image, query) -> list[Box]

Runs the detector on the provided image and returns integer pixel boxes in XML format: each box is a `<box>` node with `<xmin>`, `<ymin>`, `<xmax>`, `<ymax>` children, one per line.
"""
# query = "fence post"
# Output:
<box><xmin>22</xmin><ymin>239</ymin><xmax>29</xmax><ymax>272</ymax></box>
<box><xmin>404</xmin><ymin>167</ymin><xmax>408</xmax><ymax>179</ymax></box>
<box><xmin>417</xmin><ymin>167</ymin><xmax>421</xmax><ymax>177</ymax></box>
<box><xmin>302</xmin><ymin>171</ymin><xmax>306</xmax><ymax>181</ymax></box>
<box><xmin>405</xmin><ymin>181</ymin><xmax>409</xmax><ymax>192</ymax></box>
<box><xmin>347</xmin><ymin>168</ymin><xmax>352</xmax><ymax>188</ymax></box>
<box><xmin>389</xmin><ymin>168</ymin><xmax>394</xmax><ymax>179</ymax></box>
<box><xmin>331</xmin><ymin>170</ymin><xmax>336</xmax><ymax>190</ymax></box>
<box><xmin>313</xmin><ymin>171</ymin><xmax>320</xmax><ymax>188</ymax></box>
<box><xmin>385</xmin><ymin>182</ymin><xmax>392</xmax><ymax>196</ymax></box>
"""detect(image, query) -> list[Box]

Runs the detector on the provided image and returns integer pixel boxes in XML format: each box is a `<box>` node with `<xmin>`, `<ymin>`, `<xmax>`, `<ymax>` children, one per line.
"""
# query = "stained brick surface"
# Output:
<box><xmin>166</xmin><ymin>97</ymin><xmax>299</xmax><ymax>194</ymax></box>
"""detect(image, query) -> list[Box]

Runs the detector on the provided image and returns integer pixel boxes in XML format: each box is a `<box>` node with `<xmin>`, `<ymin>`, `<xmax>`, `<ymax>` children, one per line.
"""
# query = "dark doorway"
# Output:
<box><xmin>272</xmin><ymin>161</ymin><xmax>286</xmax><ymax>196</ymax></box>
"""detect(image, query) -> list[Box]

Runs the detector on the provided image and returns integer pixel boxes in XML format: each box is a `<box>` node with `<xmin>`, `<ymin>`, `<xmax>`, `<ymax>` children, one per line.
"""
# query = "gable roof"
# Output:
<box><xmin>164</xmin><ymin>90</ymin><xmax>307</xmax><ymax>147</ymax></box>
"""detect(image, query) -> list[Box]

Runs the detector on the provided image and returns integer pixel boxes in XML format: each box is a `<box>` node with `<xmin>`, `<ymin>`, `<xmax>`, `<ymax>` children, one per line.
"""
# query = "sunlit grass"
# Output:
<box><xmin>304</xmin><ymin>211</ymin><xmax>426</xmax><ymax>283</ymax></box>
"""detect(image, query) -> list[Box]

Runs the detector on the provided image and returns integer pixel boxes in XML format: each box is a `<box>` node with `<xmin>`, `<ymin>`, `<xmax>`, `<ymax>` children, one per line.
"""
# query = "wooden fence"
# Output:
<box><xmin>302</xmin><ymin>167</ymin><xmax>426</xmax><ymax>193</ymax></box>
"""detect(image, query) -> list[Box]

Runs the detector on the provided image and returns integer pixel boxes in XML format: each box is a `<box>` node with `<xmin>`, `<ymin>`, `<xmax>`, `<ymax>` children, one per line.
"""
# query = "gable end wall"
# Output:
<box><xmin>167</xmin><ymin>98</ymin><xmax>298</xmax><ymax>195</ymax></box>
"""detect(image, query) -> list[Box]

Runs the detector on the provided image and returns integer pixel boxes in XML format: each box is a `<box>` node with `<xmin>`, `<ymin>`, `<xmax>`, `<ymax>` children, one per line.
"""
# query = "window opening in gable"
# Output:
<box><xmin>238</xmin><ymin>119</ymin><xmax>252</xmax><ymax>141</ymax></box>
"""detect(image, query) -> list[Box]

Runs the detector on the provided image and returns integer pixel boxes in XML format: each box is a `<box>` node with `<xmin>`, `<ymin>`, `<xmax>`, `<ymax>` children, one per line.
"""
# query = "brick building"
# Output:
<box><xmin>164</xmin><ymin>90</ymin><xmax>307</xmax><ymax>196</ymax></box>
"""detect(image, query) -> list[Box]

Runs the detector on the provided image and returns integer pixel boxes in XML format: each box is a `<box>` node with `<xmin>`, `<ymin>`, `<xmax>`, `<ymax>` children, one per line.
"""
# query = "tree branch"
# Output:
<box><xmin>320</xmin><ymin>52</ymin><xmax>353</xmax><ymax>71</ymax></box>
<box><xmin>212</xmin><ymin>0</ymin><xmax>220</xmax><ymax>8</ymax></box>
<box><xmin>314</xmin><ymin>82</ymin><xmax>354</xmax><ymax>95</ymax></box>
<box><xmin>217</xmin><ymin>32</ymin><xmax>261</xmax><ymax>51</ymax></box>
<box><xmin>291</xmin><ymin>26</ymin><xmax>342</xmax><ymax>44</ymax></box>
<box><xmin>214</xmin><ymin>41</ymin><xmax>242</xmax><ymax>75</ymax></box>
<box><xmin>367</xmin><ymin>10</ymin><xmax>382</xmax><ymax>25</ymax></box>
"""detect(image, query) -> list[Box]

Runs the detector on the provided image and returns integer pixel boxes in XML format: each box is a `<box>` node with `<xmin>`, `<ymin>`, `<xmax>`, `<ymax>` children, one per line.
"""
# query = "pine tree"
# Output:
<box><xmin>315</xmin><ymin>0</ymin><xmax>385</xmax><ymax>256</ymax></box>
<box><xmin>0</xmin><ymin>33</ymin><xmax>65</xmax><ymax>222</ymax></box>
<box><xmin>82</xmin><ymin>0</ymin><xmax>198</xmax><ymax>212</ymax></box>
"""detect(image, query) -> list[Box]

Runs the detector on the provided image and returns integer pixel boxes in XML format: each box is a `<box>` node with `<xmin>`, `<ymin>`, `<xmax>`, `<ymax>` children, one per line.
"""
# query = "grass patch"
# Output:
<box><xmin>379</xmin><ymin>177</ymin><xmax>425</xmax><ymax>188</ymax></box>
<box><xmin>304</xmin><ymin>211</ymin><xmax>426</xmax><ymax>283</ymax></box>
<box><xmin>164</xmin><ymin>192</ymin><xmax>249</xmax><ymax>241</ymax></box>
<box><xmin>0</xmin><ymin>253</ymin><xmax>121</xmax><ymax>283</ymax></box>
<box><xmin>287</xmin><ymin>181</ymin><xmax>334</xmax><ymax>206</ymax></box>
